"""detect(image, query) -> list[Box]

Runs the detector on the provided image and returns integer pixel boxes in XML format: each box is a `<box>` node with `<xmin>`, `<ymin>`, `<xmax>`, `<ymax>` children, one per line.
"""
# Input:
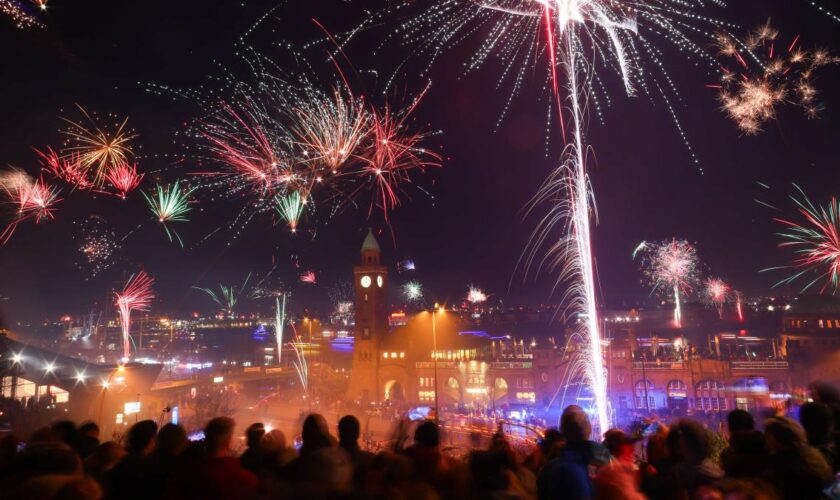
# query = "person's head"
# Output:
<box><xmin>470</xmin><ymin>450</ymin><xmax>511</xmax><ymax>493</ymax></box>
<box><xmin>155</xmin><ymin>423</ymin><xmax>187</xmax><ymax>457</ymax></box>
<box><xmin>799</xmin><ymin>402</ymin><xmax>834</xmax><ymax>444</ymax></box>
<box><xmin>15</xmin><ymin>442</ymin><xmax>82</xmax><ymax>479</ymax></box>
<box><xmin>560</xmin><ymin>405</ymin><xmax>591</xmax><ymax>442</ymax></box>
<box><xmin>245</xmin><ymin>423</ymin><xmax>265</xmax><ymax>449</ymax></box>
<box><xmin>671</xmin><ymin>419</ymin><xmax>710</xmax><ymax>463</ymax></box>
<box><xmin>338</xmin><ymin>415</ymin><xmax>361</xmax><ymax>446</ymax></box>
<box><xmin>414</xmin><ymin>420</ymin><xmax>440</xmax><ymax>448</ymax></box>
<box><xmin>204</xmin><ymin>417</ymin><xmax>235</xmax><ymax>457</ymax></box>
<box><xmin>809</xmin><ymin>381</ymin><xmax>840</xmax><ymax>404</ymax></box>
<box><xmin>540</xmin><ymin>428</ymin><xmax>565</xmax><ymax>457</ymax></box>
<box><xmin>302</xmin><ymin>414</ymin><xmax>332</xmax><ymax>446</ymax></box>
<box><xmin>126</xmin><ymin>420</ymin><xmax>158</xmax><ymax>455</ymax></box>
<box><xmin>727</xmin><ymin>409</ymin><xmax>755</xmax><ymax>435</ymax></box>
<box><xmin>78</xmin><ymin>422</ymin><xmax>100</xmax><ymax>440</ymax></box>
<box><xmin>764</xmin><ymin>416</ymin><xmax>806</xmax><ymax>454</ymax></box>
<box><xmin>602</xmin><ymin>429</ymin><xmax>636</xmax><ymax>462</ymax></box>
<box><xmin>260</xmin><ymin>429</ymin><xmax>287</xmax><ymax>453</ymax></box>
<box><xmin>50</xmin><ymin>421</ymin><xmax>78</xmax><ymax>446</ymax></box>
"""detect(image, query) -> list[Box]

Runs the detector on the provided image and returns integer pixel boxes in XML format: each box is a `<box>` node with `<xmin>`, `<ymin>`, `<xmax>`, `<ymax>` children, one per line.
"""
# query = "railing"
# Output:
<box><xmin>490</xmin><ymin>362</ymin><xmax>533</xmax><ymax>369</ymax></box>
<box><xmin>730</xmin><ymin>361</ymin><xmax>789</xmax><ymax>370</ymax></box>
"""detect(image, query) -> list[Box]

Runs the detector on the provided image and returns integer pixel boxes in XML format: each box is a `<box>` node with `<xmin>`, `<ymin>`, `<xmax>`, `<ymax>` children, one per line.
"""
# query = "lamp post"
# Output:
<box><xmin>432</xmin><ymin>304</ymin><xmax>444</xmax><ymax>426</ymax></box>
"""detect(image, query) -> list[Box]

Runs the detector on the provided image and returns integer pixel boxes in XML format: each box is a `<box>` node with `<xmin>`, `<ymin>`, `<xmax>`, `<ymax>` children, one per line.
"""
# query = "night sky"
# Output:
<box><xmin>0</xmin><ymin>0</ymin><xmax>838</xmax><ymax>324</ymax></box>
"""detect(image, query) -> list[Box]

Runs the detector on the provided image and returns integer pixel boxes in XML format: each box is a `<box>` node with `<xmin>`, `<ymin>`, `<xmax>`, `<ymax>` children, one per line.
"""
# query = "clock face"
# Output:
<box><xmin>360</xmin><ymin>275</ymin><xmax>372</xmax><ymax>288</ymax></box>
<box><xmin>376</xmin><ymin>275</ymin><xmax>384</xmax><ymax>288</ymax></box>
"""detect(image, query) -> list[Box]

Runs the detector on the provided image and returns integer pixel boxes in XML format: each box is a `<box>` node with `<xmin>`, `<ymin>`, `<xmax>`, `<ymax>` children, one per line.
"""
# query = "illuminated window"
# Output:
<box><xmin>400</xmin><ymin>352</ymin><xmax>405</xmax><ymax>359</ymax></box>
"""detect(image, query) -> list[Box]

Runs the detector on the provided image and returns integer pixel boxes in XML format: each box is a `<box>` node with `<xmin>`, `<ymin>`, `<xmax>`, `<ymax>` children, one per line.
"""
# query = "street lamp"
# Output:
<box><xmin>432</xmin><ymin>304</ymin><xmax>445</xmax><ymax>425</ymax></box>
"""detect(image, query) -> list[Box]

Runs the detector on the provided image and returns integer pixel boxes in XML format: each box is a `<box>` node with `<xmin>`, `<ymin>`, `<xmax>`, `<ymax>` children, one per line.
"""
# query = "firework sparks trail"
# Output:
<box><xmin>143</xmin><ymin>179</ymin><xmax>196</xmax><ymax>247</ymax></box>
<box><xmin>275</xmin><ymin>191</ymin><xmax>307</xmax><ymax>232</ymax></box>
<box><xmin>105</xmin><ymin>162</ymin><xmax>144</xmax><ymax>199</ymax></box>
<box><xmin>403</xmin><ymin>280</ymin><xmax>423</xmax><ymax>302</ymax></box>
<box><xmin>0</xmin><ymin>170</ymin><xmax>61</xmax><ymax>244</ymax></box>
<box><xmin>766</xmin><ymin>186</ymin><xmax>840</xmax><ymax>294</ymax></box>
<box><xmin>356</xmin><ymin>0</ymin><xmax>735</xmax><ymax>435</ymax></box>
<box><xmin>397</xmin><ymin>258</ymin><xmax>416</xmax><ymax>273</ymax></box>
<box><xmin>37</xmin><ymin>147</ymin><xmax>93</xmax><ymax>191</ymax></box>
<box><xmin>734</xmin><ymin>290</ymin><xmax>744</xmax><ymax>322</ymax></box>
<box><xmin>148</xmin><ymin>44</ymin><xmax>440</xmax><ymax>242</ymax></box>
<box><xmin>299</xmin><ymin>270</ymin><xmax>317</xmax><ymax>284</ymax></box>
<box><xmin>275</xmin><ymin>293</ymin><xmax>286</xmax><ymax>365</ymax></box>
<box><xmin>0</xmin><ymin>0</ymin><xmax>41</xmax><ymax>29</ymax></box>
<box><xmin>115</xmin><ymin>271</ymin><xmax>155</xmax><ymax>360</ymax></box>
<box><xmin>59</xmin><ymin>105</ymin><xmax>138</xmax><ymax>188</ymax></box>
<box><xmin>713</xmin><ymin>22</ymin><xmax>838</xmax><ymax>134</ymax></box>
<box><xmin>193</xmin><ymin>273</ymin><xmax>252</xmax><ymax>317</ymax></box>
<box><xmin>635</xmin><ymin>239</ymin><xmax>700</xmax><ymax>328</ymax></box>
<box><xmin>290</xmin><ymin>324</ymin><xmax>309</xmax><ymax>397</ymax></box>
<box><xmin>704</xmin><ymin>278</ymin><xmax>730</xmax><ymax>318</ymax></box>
<box><xmin>466</xmin><ymin>284</ymin><xmax>488</xmax><ymax>304</ymax></box>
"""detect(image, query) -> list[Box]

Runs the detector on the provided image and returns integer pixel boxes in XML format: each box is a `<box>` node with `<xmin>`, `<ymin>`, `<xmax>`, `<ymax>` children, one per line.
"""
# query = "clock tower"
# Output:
<box><xmin>348</xmin><ymin>229</ymin><xmax>388</xmax><ymax>404</ymax></box>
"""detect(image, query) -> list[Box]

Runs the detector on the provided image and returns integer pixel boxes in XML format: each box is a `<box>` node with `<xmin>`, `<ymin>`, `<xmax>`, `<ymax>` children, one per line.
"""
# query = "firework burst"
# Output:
<box><xmin>402</xmin><ymin>281</ymin><xmax>423</xmax><ymax>303</ymax></box>
<box><xmin>59</xmin><ymin>105</ymin><xmax>138</xmax><ymax>188</ymax></box>
<box><xmin>193</xmin><ymin>273</ymin><xmax>252</xmax><ymax>317</ymax></box>
<box><xmin>105</xmin><ymin>162</ymin><xmax>144</xmax><ymax>199</ymax></box>
<box><xmin>73</xmin><ymin>215</ymin><xmax>121</xmax><ymax>278</ymax></box>
<box><xmin>767</xmin><ymin>186</ymin><xmax>840</xmax><ymax>294</ymax></box>
<box><xmin>704</xmin><ymin>277</ymin><xmax>730</xmax><ymax>318</ymax></box>
<box><xmin>149</xmin><ymin>43</ymin><xmax>440</xmax><ymax>243</ymax></box>
<box><xmin>275</xmin><ymin>191</ymin><xmax>307</xmax><ymax>233</ymax></box>
<box><xmin>115</xmin><ymin>271</ymin><xmax>155</xmax><ymax>360</ymax></box>
<box><xmin>143</xmin><ymin>179</ymin><xmax>195</xmax><ymax>246</ymax></box>
<box><xmin>466</xmin><ymin>284</ymin><xmax>488</xmax><ymax>304</ymax></box>
<box><xmin>0</xmin><ymin>169</ymin><xmax>61</xmax><ymax>244</ymax></box>
<box><xmin>635</xmin><ymin>239</ymin><xmax>700</xmax><ymax>328</ymax></box>
<box><xmin>712</xmin><ymin>22</ymin><xmax>838</xmax><ymax>134</ymax></box>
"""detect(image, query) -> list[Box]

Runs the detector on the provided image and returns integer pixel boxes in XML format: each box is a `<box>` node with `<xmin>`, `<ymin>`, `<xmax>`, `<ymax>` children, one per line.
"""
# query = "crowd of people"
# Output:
<box><xmin>2</xmin><ymin>385</ymin><xmax>840</xmax><ymax>499</ymax></box>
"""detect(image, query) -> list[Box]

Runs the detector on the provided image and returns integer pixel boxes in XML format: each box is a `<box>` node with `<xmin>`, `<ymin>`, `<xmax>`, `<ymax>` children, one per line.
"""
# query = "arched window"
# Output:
<box><xmin>667</xmin><ymin>380</ymin><xmax>687</xmax><ymax>399</ymax></box>
<box><xmin>695</xmin><ymin>380</ymin><xmax>726</xmax><ymax>411</ymax></box>
<box><xmin>634</xmin><ymin>379</ymin><xmax>655</xmax><ymax>410</ymax></box>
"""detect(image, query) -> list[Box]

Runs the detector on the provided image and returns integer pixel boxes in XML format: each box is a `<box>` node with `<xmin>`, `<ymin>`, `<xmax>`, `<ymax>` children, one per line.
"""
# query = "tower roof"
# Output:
<box><xmin>361</xmin><ymin>228</ymin><xmax>380</xmax><ymax>253</ymax></box>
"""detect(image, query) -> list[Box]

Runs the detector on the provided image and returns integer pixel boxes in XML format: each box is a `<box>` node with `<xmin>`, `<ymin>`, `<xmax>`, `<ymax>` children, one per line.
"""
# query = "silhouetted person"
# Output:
<box><xmin>75</xmin><ymin>422</ymin><xmax>100</xmax><ymax>460</ymax></box>
<box><xmin>538</xmin><ymin>405</ymin><xmax>609</xmax><ymax>500</ymax></box>
<box><xmin>669</xmin><ymin>418</ymin><xmax>723</xmax><ymax>497</ymax></box>
<box><xmin>183</xmin><ymin>417</ymin><xmax>257</xmax><ymax>500</ymax></box>
<box><xmin>104</xmin><ymin>419</ymin><xmax>158</xmax><ymax>500</ymax></box>
<box><xmin>721</xmin><ymin>409</ymin><xmax>768</xmax><ymax>479</ymax></box>
<box><xmin>238</xmin><ymin>422</ymin><xmax>265</xmax><ymax>473</ymax></box>
<box><xmin>149</xmin><ymin>423</ymin><xmax>187</xmax><ymax>496</ymax></box>
<box><xmin>338</xmin><ymin>415</ymin><xmax>374</xmax><ymax>489</ymax></box>
<box><xmin>763</xmin><ymin>416</ymin><xmax>833</xmax><ymax>500</ymax></box>
<box><xmin>800</xmin><ymin>402</ymin><xmax>839</xmax><ymax>472</ymax></box>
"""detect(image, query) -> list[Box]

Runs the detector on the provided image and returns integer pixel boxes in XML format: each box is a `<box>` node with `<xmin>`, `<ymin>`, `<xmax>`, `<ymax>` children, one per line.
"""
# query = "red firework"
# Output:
<box><xmin>37</xmin><ymin>147</ymin><xmax>92</xmax><ymax>191</ymax></box>
<box><xmin>299</xmin><ymin>270</ymin><xmax>317</xmax><ymax>284</ymax></box>
<box><xmin>115</xmin><ymin>271</ymin><xmax>155</xmax><ymax>360</ymax></box>
<box><xmin>361</xmin><ymin>98</ymin><xmax>441</xmax><ymax>220</ymax></box>
<box><xmin>1</xmin><ymin>173</ymin><xmax>61</xmax><ymax>244</ymax></box>
<box><xmin>105</xmin><ymin>161</ymin><xmax>144</xmax><ymax>198</ymax></box>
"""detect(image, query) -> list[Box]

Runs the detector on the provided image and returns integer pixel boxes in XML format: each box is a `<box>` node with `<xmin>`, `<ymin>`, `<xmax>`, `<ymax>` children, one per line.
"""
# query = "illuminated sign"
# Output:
<box><xmin>124</xmin><ymin>402</ymin><xmax>141</xmax><ymax>415</ymax></box>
